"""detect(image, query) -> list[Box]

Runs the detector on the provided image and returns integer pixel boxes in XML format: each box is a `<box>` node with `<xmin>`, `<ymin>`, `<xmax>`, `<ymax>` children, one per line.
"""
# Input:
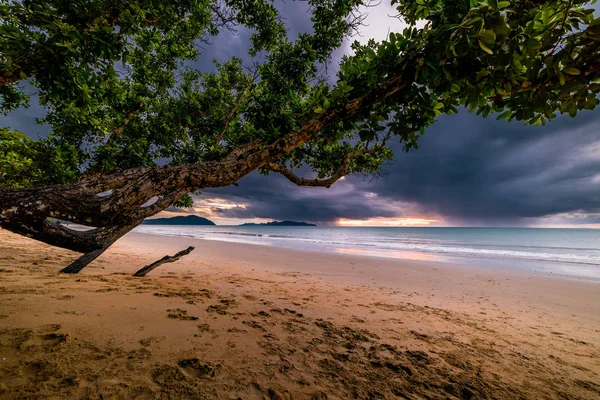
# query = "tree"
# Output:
<box><xmin>1</xmin><ymin>0</ymin><xmax>599</xmax><ymax>273</ymax></box>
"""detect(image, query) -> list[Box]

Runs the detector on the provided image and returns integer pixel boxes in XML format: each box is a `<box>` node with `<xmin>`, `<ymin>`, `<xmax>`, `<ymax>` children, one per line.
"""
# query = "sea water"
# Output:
<box><xmin>133</xmin><ymin>226</ymin><xmax>600</xmax><ymax>279</ymax></box>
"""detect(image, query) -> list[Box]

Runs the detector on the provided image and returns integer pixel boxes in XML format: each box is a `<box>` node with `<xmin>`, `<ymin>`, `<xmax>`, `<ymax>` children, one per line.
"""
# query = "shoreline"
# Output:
<box><xmin>1</xmin><ymin>229</ymin><xmax>599</xmax><ymax>399</ymax></box>
<box><xmin>133</xmin><ymin>226</ymin><xmax>600</xmax><ymax>281</ymax></box>
<box><xmin>125</xmin><ymin>232</ymin><xmax>600</xmax><ymax>324</ymax></box>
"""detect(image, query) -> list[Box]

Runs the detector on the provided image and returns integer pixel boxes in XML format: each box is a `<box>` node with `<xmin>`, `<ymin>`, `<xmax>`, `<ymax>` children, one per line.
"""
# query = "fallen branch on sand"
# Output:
<box><xmin>133</xmin><ymin>246</ymin><xmax>195</xmax><ymax>277</ymax></box>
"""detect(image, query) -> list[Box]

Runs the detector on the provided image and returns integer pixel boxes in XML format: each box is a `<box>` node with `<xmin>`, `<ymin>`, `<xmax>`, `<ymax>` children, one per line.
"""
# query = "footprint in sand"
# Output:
<box><xmin>251</xmin><ymin>311</ymin><xmax>271</xmax><ymax>318</ymax></box>
<box><xmin>167</xmin><ymin>309</ymin><xmax>198</xmax><ymax>321</ymax></box>
<box><xmin>21</xmin><ymin>360</ymin><xmax>57</xmax><ymax>382</ymax></box>
<box><xmin>40</xmin><ymin>332</ymin><xmax>70</xmax><ymax>347</ymax></box>
<box><xmin>197</xmin><ymin>323</ymin><xmax>212</xmax><ymax>333</ymax></box>
<box><xmin>139</xmin><ymin>336</ymin><xmax>166</xmax><ymax>347</ymax></box>
<box><xmin>206</xmin><ymin>298</ymin><xmax>237</xmax><ymax>315</ymax></box>
<box><xmin>227</xmin><ymin>327</ymin><xmax>247</xmax><ymax>333</ymax></box>
<box><xmin>243</xmin><ymin>320</ymin><xmax>265</xmax><ymax>331</ymax></box>
<box><xmin>178</xmin><ymin>358</ymin><xmax>220</xmax><ymax>378</ymax></box>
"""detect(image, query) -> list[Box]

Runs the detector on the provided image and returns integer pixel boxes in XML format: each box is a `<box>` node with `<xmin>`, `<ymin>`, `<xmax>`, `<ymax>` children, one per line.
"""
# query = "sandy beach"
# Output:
<box><xmin>0</xmin><ymin>229</ymin><xmax>599</xmax><ymax>399</ymax></box>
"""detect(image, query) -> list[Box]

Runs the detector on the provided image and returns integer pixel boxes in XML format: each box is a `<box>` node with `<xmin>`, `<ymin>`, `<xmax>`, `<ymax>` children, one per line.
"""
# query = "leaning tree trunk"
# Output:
<box><xmin>0</xmin><ymin>170</ymin><xmax>196</xmax><ymax>273</ymax></box>
<box><xmin>0</xmin><ymin>162</ymin><xmax>238</xmax><ymax>273</ymax></box>
<box><xmin>0</xmin><ymin>152</ymin><xmax>264</xmax><ymax>273</ymax></box>
<box><xmin>60</xmin><ymin>244</ymin><xmax>114</xmax><ymax>274</ymax></box>
<box><xmin>58</xmin><ymin>222</ymin><xmax>143</xmax><ymax>273</ymax></box>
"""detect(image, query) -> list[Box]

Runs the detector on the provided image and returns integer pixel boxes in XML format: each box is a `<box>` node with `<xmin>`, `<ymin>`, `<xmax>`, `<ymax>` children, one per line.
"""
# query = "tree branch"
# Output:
<box><xmin>216</xmin><ymin>81</ymin><xmax>253</xmax><ymax>144</ymax></box>
<box><xmin>499</xmin><ymin>62</ymin><xmax>600</xmax><ymax>97</ymax></box>
<box><xmin>111</xmin><ymin>103</ymin><xmax>144</xmax><ymax>137</ymax></box>
<box><xmin>134</xmin><ymin>189</ymin><xmax>190</xmax><ymax>220</ymax></box>
<box><xmin>223</xmin><ymin>139</ymin><xmax>264</xmax><ymax>161</ymax></box>
<box><xmin>266</xmin><ymin>148</ymin><xmax>379</xmax><ymax>188</ymax></box>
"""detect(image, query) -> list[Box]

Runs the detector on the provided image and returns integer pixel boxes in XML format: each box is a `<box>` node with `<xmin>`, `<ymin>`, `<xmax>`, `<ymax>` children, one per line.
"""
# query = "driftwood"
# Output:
<box><xmin>133</xmin><ymin>246</ymin><xmax>195</xmax><ymax>277</ymax></box>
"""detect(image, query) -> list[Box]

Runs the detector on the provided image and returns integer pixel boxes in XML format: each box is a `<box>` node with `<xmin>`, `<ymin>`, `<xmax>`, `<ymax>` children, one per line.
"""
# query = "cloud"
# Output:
<box><xmin>192</xmin><ymin>107</ymin><xmax>600</xmax><ymax>226</ymax></box>
<box><xmin>197</xmin><ymin>175</ymin><xmax>425</xmax><ymax>224</ymax></box>
<box><xmin>370</xmin><ymin>109</ymin><xmax>600</xmax><ymax>224</ymax></box>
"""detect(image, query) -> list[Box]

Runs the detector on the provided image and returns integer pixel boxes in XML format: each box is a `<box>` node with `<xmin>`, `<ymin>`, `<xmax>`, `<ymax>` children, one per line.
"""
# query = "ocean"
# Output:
<box><xmin>132</xmin><ymin>226</ymin><xmax>600</xmax><ymax>279</ymax></box>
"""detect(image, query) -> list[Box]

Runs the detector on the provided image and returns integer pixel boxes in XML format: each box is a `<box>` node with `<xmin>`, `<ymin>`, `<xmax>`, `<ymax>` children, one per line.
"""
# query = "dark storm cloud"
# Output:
<box><xmin>371</xmin><ymin>109</ymin><xmax>600</xmax><ymax>222</ymax></box>
<box><xmin>198</xmin><ymin>172</ymin><xmax>410</xmax><ymax>223</ymax></box>
<box><xmin>199</xmin><ymin>108</ymin><xmax>600</xmax><ymax>225</ymax></box>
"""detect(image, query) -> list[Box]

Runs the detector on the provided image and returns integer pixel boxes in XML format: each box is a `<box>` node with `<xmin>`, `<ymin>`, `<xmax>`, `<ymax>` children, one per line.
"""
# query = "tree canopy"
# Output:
<box><xmin>1</xmin><ymin>0</ymin><xmax>599</xmax><ymax>272</ymax></box>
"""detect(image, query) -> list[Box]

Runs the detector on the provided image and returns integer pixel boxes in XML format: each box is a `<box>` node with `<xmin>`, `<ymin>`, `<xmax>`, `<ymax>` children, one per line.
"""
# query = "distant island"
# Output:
<box><xmin>142</xmin><ymin>217</ymin><xmax>314</xmax><ymax>227</ymax></box>
<box><xmin>240</xmin><ymin>221</ymin><xmax>316</xmax><ymax>227</ymax></box>
<box><xmin>142</xmin><ymin>215</ymin><xmax>215</xmax><ymax>225</ymax></box>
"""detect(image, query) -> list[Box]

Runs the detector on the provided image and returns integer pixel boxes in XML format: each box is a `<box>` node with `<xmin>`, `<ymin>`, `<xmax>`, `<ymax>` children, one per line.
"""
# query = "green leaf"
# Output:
<box><xmin>450</xmin><ymin>42</ymin><xmax>458</xmax><ymax>57</ymax></box>
<box><xmin>497</xmin><ymin>110</ymin><xmax>511</xmax><ymax>120</ymax></box>
<box><xmin>525</xmin><ymin>38</ymin><xmax>541</xmax><ymax>49</ymax></box>
<box><xmin>558</xmin><ymin>72</ymin><xmax>565</xmax><ymax>86</ymax></box>
<box><xmin>434</xmin><ymin>102</ymin><xmax>444</xmax><ymax>110</ymax></box>
<box><xmin>450</xmin><ymin>83</ymin><xmax>460</xmax><ymax>93</ymax></box>
<box><xmin>359</xmin><ymin>130</ymin><xmax>375</xmax><ymax>142</ymax></box>
<box><xmin>497</xmin><ymin>1</ymin><xmax>510</xmax><ymax>9</ymax></box>
<box><xmin>479</xmin><ymin>30</ymin><xmax>496</xmax><ymax>46</ymax></box>
<box><xmin>479</xmin><ymin>40</ymin><xmax>494</xmax><ymax>55</ymax></box>
<box><xmin>461</xmin><ymin>17</ymin><xmax>482</xmax><ymax>26</ymax></box>
<box><xmin>19</xmin><ymin>71</ymin><xmax>27</xmax><ymax>79</ymax></box>
<box><xmin>563</xmin><ymin>68</ymin><xmax>581</xmax><ymax>76</ymax></box>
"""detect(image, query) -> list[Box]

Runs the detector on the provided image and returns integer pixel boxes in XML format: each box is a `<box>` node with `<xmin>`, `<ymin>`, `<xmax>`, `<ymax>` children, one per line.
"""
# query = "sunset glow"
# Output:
<box><xmin>336</xmin><ymin>217</ymin><xmax>442</xmax><ymax>227</ymax></box>
<box><xmin>153</xmin><ymin>197</ymin><xmax>279</xmax><ymax>225</ymax></box>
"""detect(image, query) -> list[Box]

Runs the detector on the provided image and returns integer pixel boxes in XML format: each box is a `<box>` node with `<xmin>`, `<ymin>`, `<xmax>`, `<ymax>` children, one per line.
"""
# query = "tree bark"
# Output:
<box><xmin>133</xmin><ymin>246</ymin><xmax>195</xmax><ymax>277</ymax></box>
<box><xmin>60</xmin><ymin>244</ymin><xmax>113</xmax><ymax>274</ymax></box>
<box><xmin>58</xmin><ymin>221</ymin><xmax>140</xmax><ymax>273</ymax></box>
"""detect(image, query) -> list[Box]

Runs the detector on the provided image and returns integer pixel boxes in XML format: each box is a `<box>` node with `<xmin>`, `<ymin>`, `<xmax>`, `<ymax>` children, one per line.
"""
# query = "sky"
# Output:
<box><xmin>3</xmin><ymin>1</ymin><xmax>600</xmax><ymax>228</ymax></box>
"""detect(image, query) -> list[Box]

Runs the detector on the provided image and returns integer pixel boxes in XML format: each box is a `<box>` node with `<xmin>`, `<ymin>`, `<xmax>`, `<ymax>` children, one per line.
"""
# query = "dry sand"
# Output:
<box><xmin>0</xmin><ymin>229</ymin><xmax>599</xmax><ymax>399</ymax></box>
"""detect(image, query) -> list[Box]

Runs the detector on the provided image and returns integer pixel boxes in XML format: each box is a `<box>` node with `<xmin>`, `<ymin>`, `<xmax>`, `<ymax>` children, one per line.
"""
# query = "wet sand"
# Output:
<box><xmin>0</xmin><ymin>229</ymin><xmax>599</xmax><ymax>399</ymax></box>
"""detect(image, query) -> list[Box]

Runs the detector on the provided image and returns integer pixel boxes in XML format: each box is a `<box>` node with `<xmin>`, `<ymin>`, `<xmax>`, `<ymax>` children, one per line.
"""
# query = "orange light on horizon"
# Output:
<box><xmin>336</xmin><ymin>217</ymin><xmax>442</xmax><ymax>227</ymax></box>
